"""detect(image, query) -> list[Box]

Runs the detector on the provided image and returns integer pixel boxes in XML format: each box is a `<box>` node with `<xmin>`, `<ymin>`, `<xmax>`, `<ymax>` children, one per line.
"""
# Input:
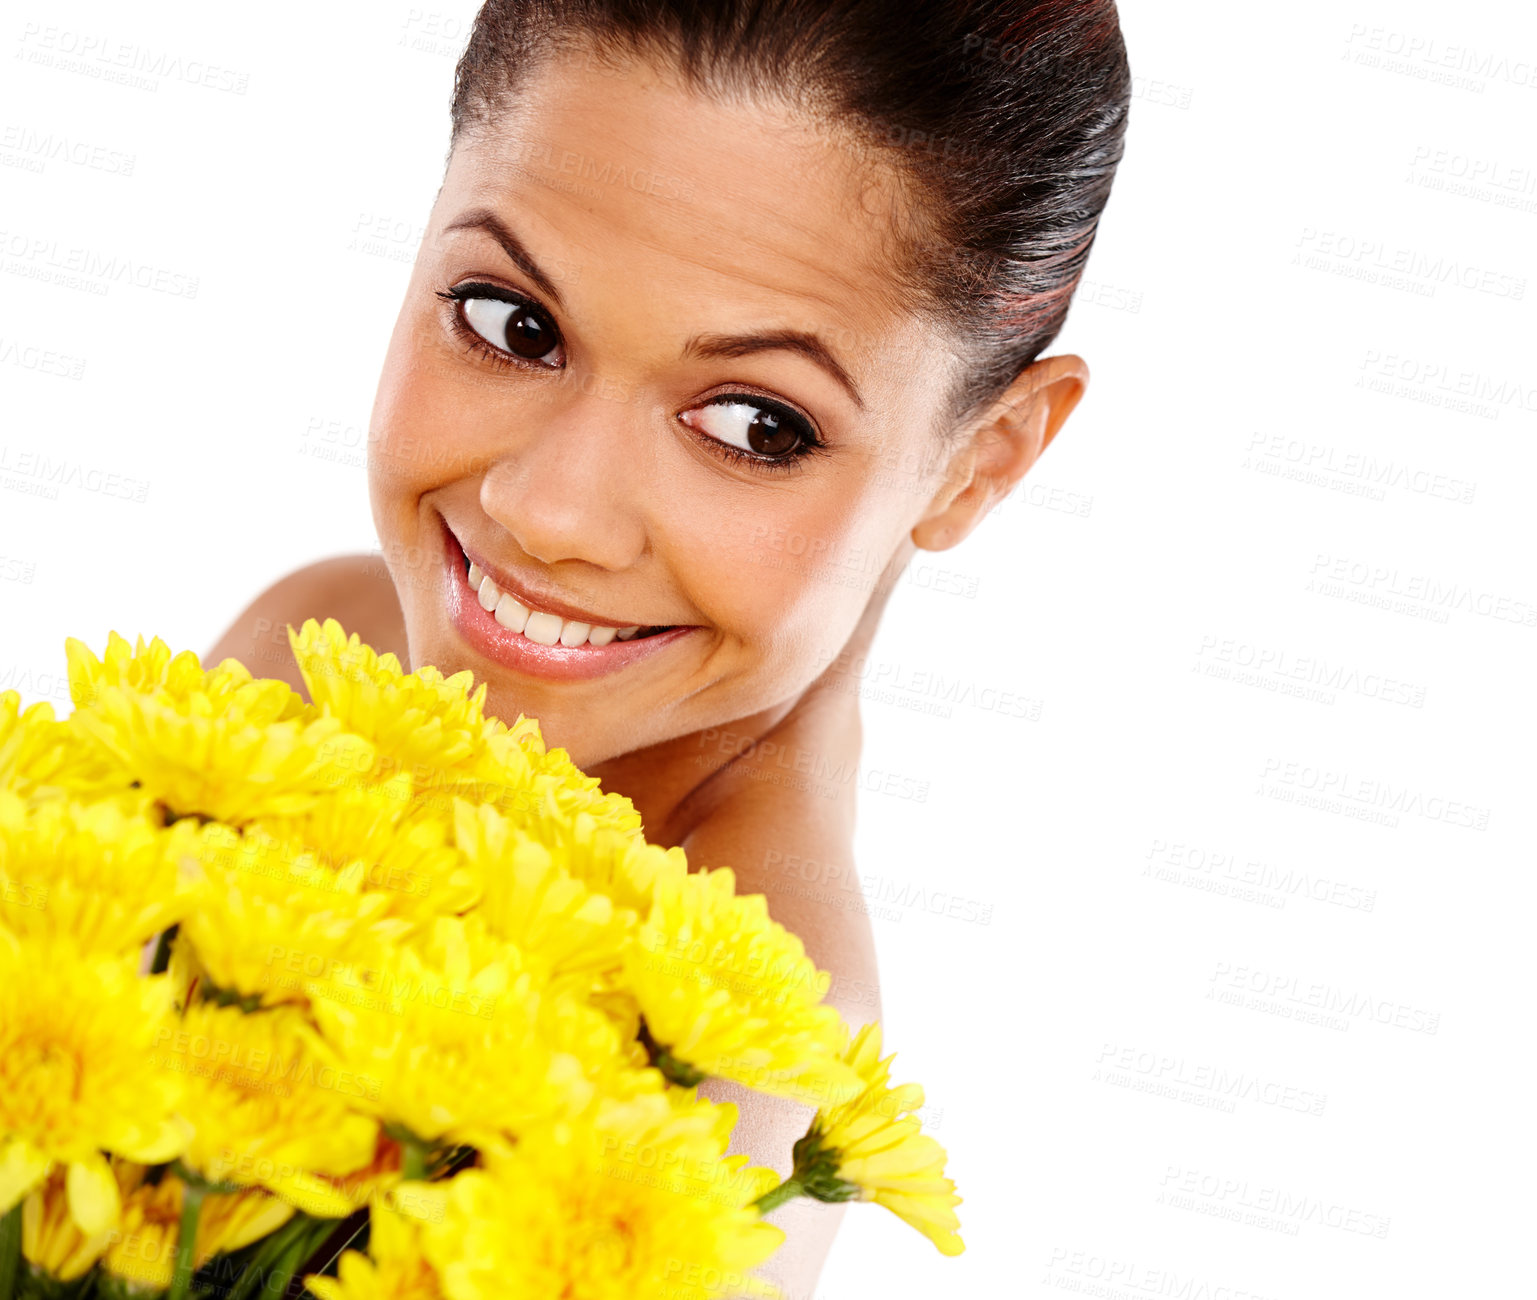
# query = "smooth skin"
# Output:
<box><xmin>209</xmin><ymin>41</ymin><xmax>1085</xmax><ymax>1295</ymax></box>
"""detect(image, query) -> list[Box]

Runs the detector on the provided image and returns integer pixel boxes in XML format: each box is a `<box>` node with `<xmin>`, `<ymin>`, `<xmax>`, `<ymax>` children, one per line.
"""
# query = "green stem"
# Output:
<box><xmin>223</xmin><ymin>1223</ymin><xmax>305</xmax><ymax>1300</ymax></box>
<box><xmin>751</xmin><ymin>1178</ymin><xmax>805</xmax><ymax>1215</ymax></box>
<box><xmin>263</xmin><ymin>1221</ymin><xmax>324</xmax><ymax>1300</ymax></box>
<box><xmin>400</xmin><ymin>1140</ymin><xmax>430</xmax><ymax>1183</ymax></box>
<box><xmin>167</xmin><ymin>1182</ymin><xmax>206</xmax><ymax>1300</ymax></box>
<box><xmin>0</xmin><ymin>1201</ymin><xmax>21</xmax><ymax>1300</ymax></box>
<box><xmin>636</xmin><ymin>1020</ymin><xmax>706</xmax><ymax>1088</ymax></box>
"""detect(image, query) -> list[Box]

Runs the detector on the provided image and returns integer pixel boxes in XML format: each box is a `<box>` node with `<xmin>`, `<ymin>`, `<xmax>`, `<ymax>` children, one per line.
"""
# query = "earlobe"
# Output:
<box><xmin>910</xmin><ymin>353</ymin><xmax>1089</xmax><ymax>553</ymax></box>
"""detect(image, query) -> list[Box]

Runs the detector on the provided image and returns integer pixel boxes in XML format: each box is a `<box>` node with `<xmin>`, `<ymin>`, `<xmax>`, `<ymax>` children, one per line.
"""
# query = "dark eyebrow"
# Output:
<box><xmin>444</xmin><ymin>207</ymin><xmax>862</xmax><ymax>409</ymax></box>
<box><xmin>440</xmin><ymin>208</ymin><xmax>564</xmax><ymax>310</ymax></box>
<box><xmin>682</xmin><ymin>329</ymin><xmax>865</xmax><ymax>410</ymax></box>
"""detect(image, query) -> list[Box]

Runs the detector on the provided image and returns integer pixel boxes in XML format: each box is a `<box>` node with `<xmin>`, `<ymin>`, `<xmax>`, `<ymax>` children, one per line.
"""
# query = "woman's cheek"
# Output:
<box><xmin>368</xmin><ymin>331</ymin><xmax>447</xmax><ymax>501</ymax></box>
<box><xmin>725</xmin><ymin>511</ymin><xmax>870</xmax><ymax>649</ymax></box>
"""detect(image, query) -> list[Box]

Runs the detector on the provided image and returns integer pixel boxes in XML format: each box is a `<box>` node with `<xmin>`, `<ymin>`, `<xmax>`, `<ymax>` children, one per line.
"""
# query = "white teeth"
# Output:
<box><xmin>466</xmin><ymin>560</ymin><xmax>647</xmax><ymax>648</ymax></box>
<box><xmin>494</xmin><ymin>592</ymin><xmax>530</xmax><ymax>634</ymax></box>
<box><xmin>523</xmin><ymin>611</ymin><xmax>564</xmax><ymax>646</ymax></box>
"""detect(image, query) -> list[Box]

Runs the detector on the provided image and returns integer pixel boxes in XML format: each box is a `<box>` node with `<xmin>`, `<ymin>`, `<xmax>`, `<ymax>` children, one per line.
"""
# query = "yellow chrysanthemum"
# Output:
<box><xmin>20</xmin><ymin>1165</ymin><xmax>112</xmax><ymax>1283</ymax></box>
<box><xmin>252</xmin><ymin>773</ymin><xmax>475</xmax><ymax>922</ymax></box>
<box><xmin>288</xmin><ymin>619</ymin><xmax>511</xmax><ymax>783</ymax></box>
<box><xmin>477</xmin><ymin>728</ymin><xmax>645</xmax><ymax>839</ymax></box>
<box><xmin>0</xmin><ymin>691</ymin><xmax>124</xmax><ymax>804</ymax></box>
<box><xmin>64</xmin><ymin>632</ymin><xmax>375</xmax><ymax>825</ymax></box>
<box><xmin>455</xmin><ymin>801</ymin><xmax>635</xmax><ymax>982</ymax></box>
<box><xmin>307</xmin><ymin>918</ymin><xmax>624</xmax><ymax>1151</ymax></box>
<box><xmin>285</xmin><ymin>619</ymin><xmax>642</xmax><ymax>840</ymax></box>
<box><xmin>180</xmin><ymin>821</ymin><xmax>414</xmax><ymax>1008</ymax></box>
<box><xmin>624</xmin><ymin>867</ymin><xmax>861</xmax><ymax>1105</ymax></box>
<box><xmin>9</xmin><ymin>625</ymin><xmax>966</xmax><ymax>1293</ymax></box>
<box><xmin>420</xmin><ymin>1092</ymin><xmax>783</xmax><ymax>1300</ymax></box>
<box><xmin>96</xmin><ymin>1163</ymin><xmax>295</xmax><ymax>1292</ymax></box>
<box><xmin>0</xmin><ymin>936</ymin><xmax>190</xmax><ymax>1234</ymax></box>
<box><xmin>156</xmin><ymin>1001</ymin><xmax>379</xmax><ymax>1218</ymax></box>
<box><xmin>492</xmin><ymin>801</ymin><xmax>687</xmax><ymax>918</ymax></box>
<box><xmin>307</xmin><ymin>1187</ymin><xmax>451</xmax><ymax>1300</ymax></box>
<box><xmin>0</xmin><ymin>796</ymin><xmax>200</xmax><ymax>954</ymax></box>
<box><xmin>791</xmin><ymin>1022</ymin><xmax>963</xmax><ymax>1256</ymax></box>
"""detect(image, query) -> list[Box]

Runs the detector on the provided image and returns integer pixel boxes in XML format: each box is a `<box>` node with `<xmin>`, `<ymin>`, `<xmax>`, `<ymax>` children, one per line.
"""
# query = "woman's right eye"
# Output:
<box><xmin>439</xmin><ymin>285</ymin><xmax>566</xmax><ymax>368</ymax></box>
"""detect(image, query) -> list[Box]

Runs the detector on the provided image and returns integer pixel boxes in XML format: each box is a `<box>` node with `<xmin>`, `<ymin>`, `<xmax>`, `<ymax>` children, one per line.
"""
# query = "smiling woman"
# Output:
<box><xmin>206</xmin><ymin>0</ymin><xmax>1130</xmax><ymax>1290</ymax></box>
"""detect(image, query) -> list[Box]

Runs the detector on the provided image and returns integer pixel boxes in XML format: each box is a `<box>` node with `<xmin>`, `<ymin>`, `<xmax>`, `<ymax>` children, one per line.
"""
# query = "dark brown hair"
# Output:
<box><xmin>450</xmin><ymin>0</ymin><xmax>1132</xmax><ymax>428</ymax></box>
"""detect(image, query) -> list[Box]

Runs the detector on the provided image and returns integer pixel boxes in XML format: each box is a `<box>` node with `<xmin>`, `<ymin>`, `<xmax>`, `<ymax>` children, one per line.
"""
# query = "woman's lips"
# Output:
<box><xmin>441</xmin><ymin>523</ymin><xmax>696</xmax><ymax>682</ymax></box>
<box><xmin>459</xmin><ymin>540</ymin><xmax>664</xmax><ymax>640</ymax></box>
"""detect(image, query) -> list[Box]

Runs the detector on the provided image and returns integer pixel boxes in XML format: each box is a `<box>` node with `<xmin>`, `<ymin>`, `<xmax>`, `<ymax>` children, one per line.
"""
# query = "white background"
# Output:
<box><xmin>2</xmin><ymin>2</ymin><xmax>1533</xmax><ymax>1296</ymax></box>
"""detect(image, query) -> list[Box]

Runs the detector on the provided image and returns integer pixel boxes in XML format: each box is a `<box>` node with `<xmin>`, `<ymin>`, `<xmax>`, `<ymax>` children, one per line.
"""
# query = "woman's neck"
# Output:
<box><xmin>585</xmin><ymin>693</ymin><xmax>808</xmax><ymax>849</ymax></box>
<box><xmin>589</xmin><ymin>671</ymin><xmax>870</xmax><ymax>849</ymax></box>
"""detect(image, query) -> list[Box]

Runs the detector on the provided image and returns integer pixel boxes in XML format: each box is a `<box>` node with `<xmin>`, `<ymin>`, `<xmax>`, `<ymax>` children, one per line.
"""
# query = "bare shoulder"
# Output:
<box><xmin>204</xmin><ymin>553</ymin><xmax>409</xmax><ymax>693</ymax></box>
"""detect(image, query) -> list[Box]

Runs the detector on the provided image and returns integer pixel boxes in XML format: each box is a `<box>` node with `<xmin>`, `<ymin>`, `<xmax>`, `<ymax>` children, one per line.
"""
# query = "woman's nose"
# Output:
<box><xmin>477</xmin><ymin>390</ymin><xmax>650</xmax><ymax>571</ymax></box>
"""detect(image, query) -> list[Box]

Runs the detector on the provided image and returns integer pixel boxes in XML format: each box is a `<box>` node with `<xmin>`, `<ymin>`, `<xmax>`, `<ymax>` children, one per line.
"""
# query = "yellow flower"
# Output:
<box><xmin>21</xmin><ymin>1166</ymin><xmax>112</xmax><ymax>1283</ymax></box>
<box><xmin>624</xmin><ymin>867</ymin><xmax>861</xmax><ymax>1105</ymax></box>
<box><xmin>500</xmin><ymin>802</ymin><xmax>687</xmax><ymax>917</ymax></box>
<box><xmin>252</xmin><ymin>773</ymin><xmax>475</xmax><ymax>922</ymax></box>
<box><xmin>307</xmin><ymin>918</ymin><xmax>624</xmax><ymax>1151</ymax></box>
<box><xmin>156</xmin><ymin>1001</ymin><xmax>379</xmax><ymax>1218</ymax></box>
<box><xmin>288</xmin><ymin>619</ymin><xmax>495</xmax><ymax>783</ymax></box>
<box><xmin>0</xmin><ymin>935</ymin><xmax>190</xmax><ymax>1234</ymax></box>
<box><xmin>478</xmin><ymin>730</ymin><xmax>644</xmax><ymax>839</ymax></box>
<box><xmin>455</xmin><ymin>801</ymin><xmax>634</xmax><ymax>982</ymax></box>
<box><xmin>306</xmin><ymin>1188</ymin><xmax>450</xmax><ymax>1300</ymax></box>
<box><xmin>180</xmin><ymin>821</ymin><xmax>413</xmax><ymax>1008</ymax></box>
<box><xmin>0</xmin><ymin>795</ymin><xmax>200</xmax><ymax>955</ymax></box>
<box><xmin>98</xmin><ymin>1164</ymin><xmax>295</xmax><ymax>1292</ymax></box>
<box><xmin>64</xmin><ymin>632</ymin><xmax>374</xmax><ymax>825</ymax></box>
<box><xmin>420</xmin><ymin>1092</ymin><xmax>783</xmax><ymax>1300</ymax></box>
<box><xmin>790</xmin><ymin>1022</ymin><xmax>963</xmax><ymax>1256</ymax></box>
<box><xmin>287</xmin><ymin>619</ymin><xmax>643</xmax><ymax>838</ymax></box>
<box><xmin>0</xmin><ymin>691</ymin><xmax>124</xmax><ymax>804</ymax></box>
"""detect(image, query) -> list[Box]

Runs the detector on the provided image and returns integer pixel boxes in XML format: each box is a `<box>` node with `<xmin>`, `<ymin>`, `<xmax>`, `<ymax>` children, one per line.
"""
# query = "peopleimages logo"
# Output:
<box><xmin>1195</xmin><ymin>634</ymin><xmax>1429</xmax><ymax>709</ymax></box>
<box><xmin>16</xmin><ymin>23</ymin><xmax>251</xmax><ymax>94</ymax></box>
<box><xmin>1306</xmin><ymin>553</ymin><xmax>1536</xmax><ymax>627</ymax></box>
<box><xmin>1209</xmin><ymin>960</ymin><xmax>1440</xmax><ymax>1035</ymax></box>
<box><xmin>0</xmin><ymin>229</ymin><xmax>199</xmax><ymax>299</ymax></box>
<box><xmin>1259</xmin><ymin>756</ymin><xmax>1491</xmax><ymax>831</ymax></box>
<box><xmin>1094</xmin><ymin>1043</ymin><xmax>1328</xmax><ymax>1116</ymax></box>
<box><xmin>1242</xmin><ymin>431</ymin><xmax>1477</xmax><ymax>505</ymax></box>
<box><xmin>1356</xmin><ymin>350</ymin><xmax>1537</xmax><ymax>419</ymax></box>
<box><xmin>1295</xmin><ymin>227</ymin><xmax>1526</xmax><ymax>299</ymax></box>
<box><xmin>1158</xmin><ymin>1164</ymin><xmax>1392</xmax><ymax>1239</ymax></box>
<box><xmin>1040</xmin><ymin>1247</ymin><xmax>1280</xmax><ymax>1300</ymax></box>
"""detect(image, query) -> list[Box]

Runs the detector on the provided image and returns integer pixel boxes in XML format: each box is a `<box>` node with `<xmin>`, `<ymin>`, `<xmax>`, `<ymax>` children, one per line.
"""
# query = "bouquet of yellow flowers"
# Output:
<box><xmin>0</xmin><ymin>619</ymin><xmax>962</xmax><ymax>1300</ymax></box>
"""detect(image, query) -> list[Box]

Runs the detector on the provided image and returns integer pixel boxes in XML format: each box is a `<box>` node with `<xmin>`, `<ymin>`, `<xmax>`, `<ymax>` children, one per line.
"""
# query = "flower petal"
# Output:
<box><xmin>0</xmin><ymin>1138</ymin><xmax>51</xmax><ymax>1216</ymax></box>
<box><xmin>66</xmin><ymin>1152</ymin><xmax>121</xmax><ymax>1235</ymax></box>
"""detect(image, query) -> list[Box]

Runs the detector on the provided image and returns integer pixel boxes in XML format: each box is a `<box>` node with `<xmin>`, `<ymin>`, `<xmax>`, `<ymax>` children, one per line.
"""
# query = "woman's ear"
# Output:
<box><xmin>911</xmin><ymin>354</ymin><xmax>1089</xmax><ymax>551</ymax></box>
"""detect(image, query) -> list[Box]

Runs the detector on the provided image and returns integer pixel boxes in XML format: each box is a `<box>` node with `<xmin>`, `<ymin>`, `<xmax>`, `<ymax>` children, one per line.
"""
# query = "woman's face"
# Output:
<box><xmin>369</xmin><ymin>44</ymin><xmax>971</xmax><ymax>770</ymax></box>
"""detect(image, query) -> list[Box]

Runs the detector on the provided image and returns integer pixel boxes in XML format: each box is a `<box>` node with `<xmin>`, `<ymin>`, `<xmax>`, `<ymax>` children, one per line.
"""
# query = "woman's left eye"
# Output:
<box><xmin>679</xmin><ymin>396</ymin><xmax>824</xmax><ymax>465</ymax></box>
<box><xmin>437</xmin><ymin>284</ymin><xmax>565</xmax><ymax>368</ymax></box>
